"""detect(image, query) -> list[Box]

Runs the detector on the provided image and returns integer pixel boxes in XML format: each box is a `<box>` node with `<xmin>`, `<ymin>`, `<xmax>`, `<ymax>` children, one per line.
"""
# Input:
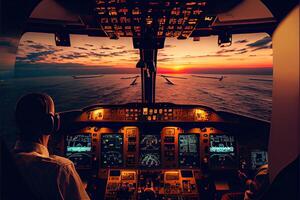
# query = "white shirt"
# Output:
<box><xmin>14</xmin><ymin>140</ymin><xmax>90</xmax><ymax>200</ymax></box>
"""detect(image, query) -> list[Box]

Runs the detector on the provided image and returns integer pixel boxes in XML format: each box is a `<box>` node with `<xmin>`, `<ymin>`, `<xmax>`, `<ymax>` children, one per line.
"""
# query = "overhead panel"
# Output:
<box><xmin>95</xmin><ymin>0</ymin><xmax>214</xmax><ymax>39</ymax></box>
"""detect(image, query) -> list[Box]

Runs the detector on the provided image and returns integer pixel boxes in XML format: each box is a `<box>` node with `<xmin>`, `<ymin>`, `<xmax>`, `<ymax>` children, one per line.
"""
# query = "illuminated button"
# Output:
<box><xmin>130</xmin><ymin>109</ymin><xmax>133</xmax><ymax>112</ymax></box>
<box><xmin>143</xmin><ymin>108</ymin><xmax>148</xmax><ymax>115</ymax></box>
<box><xmin>159</xmin><ymin>109</ymin><xmax>163</xmax><ymax>114</ymax></box>
<box><xmin>126</xmin><ymin>109</ymin><xmax>129</xmax><ymax>112</ymax></box>
<box><xmin>148</xmin><ymin>116</ymin><xmax>152</xmax><ymax>121</ymax></box>
<box><xmin>149</xmin><ymin>109</ymin><xmax>153</xmax><ymax>115</ymax></box>
<box><xmin>154</xmin><ymin>109</ymin><xmax>158</xmax><ymax>114</ymax></box>
<box><xmin>135</xmin><ymin>117</ymin><xmax>138</xmax><ymax>120</ymax></box>
<box><xmin>134</xmin><ymin>109</ymin><xmax>138</xmax><ymax>112</ymax></box>
<box><xmin>168</xmin><ymin>109</ymin><xmax>173</xmax><ymax>113</ymax></box>
<box><xmin>153</xmin><ymin>115</ymin><xmax>157</xmax><ymax>120</ymax></box>
<box><xmin>164</xmin><ymin>116</ymin><xmax>168</xmax><ymax>120</ymax></box>
<box><xmin>164</xmin><ymin>109</ymin><xmax>168</xmax><ymax>112</ymax></box>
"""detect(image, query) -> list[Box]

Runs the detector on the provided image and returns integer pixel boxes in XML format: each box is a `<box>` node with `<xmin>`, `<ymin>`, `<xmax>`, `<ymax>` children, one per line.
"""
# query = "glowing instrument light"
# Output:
<box><xmin>90</xmin><ymin>108</ymin><xmax>104</xmax><ymax>120</ymax></box>
<box><xmin>204</xmin><ymin>16</ymin><xmax>213</xmax><ymax>21</ymax></box>
<box><xmin>195</xmin><ymin>109</ymin><xmax>209</xmax><ymax>121</ymax></box>
<box><xmin>209</xmin><ymin>146</ymin><xmax>234</xmax><ymax>153</ymax></box>
<box><xmin>67</xmin><ymin>146</ymin><xmax>92</xmax><ymax>152</ymax></box>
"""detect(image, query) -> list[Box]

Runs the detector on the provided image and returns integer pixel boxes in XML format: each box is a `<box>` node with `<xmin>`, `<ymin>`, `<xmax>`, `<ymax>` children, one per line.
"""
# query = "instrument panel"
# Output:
<box><xmin>101</xmin><ymin>134</ymin><xmax>123</xmax><ymax>167</ymax></box>
<box><xmin>78</xmin><ymin>103</ymin><xmax>222</xmax><ymax>122</ymax></box>
<box><xmin>59</xmin><ymin>103</ymin><xmax>269</xmax><ymax>199</ymax></box>
<box><xmin>66</xmin><ymin>126</ymin><xmax>237</xmax><ymax>171</ymax></box>
<box><xmin>65</xmin><ymin>134</ymin><xmax>93</xmax><ymax>168</ymax></box>
<box><xmin>209</xmin><ymin>134</ymin><xmax>237</xmax><ymax>170</ymax></box>
<box><xmin>140</xmin><ymin>134</ymin><xmax>161</xmax><ymax>168</ymax></box>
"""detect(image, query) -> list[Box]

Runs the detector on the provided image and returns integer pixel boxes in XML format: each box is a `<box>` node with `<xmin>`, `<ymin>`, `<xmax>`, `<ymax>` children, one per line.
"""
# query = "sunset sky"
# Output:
<box><xmin>1</xmin><ymin>32</ymin><xmax>272</xmax><ymax>74</ymax></box>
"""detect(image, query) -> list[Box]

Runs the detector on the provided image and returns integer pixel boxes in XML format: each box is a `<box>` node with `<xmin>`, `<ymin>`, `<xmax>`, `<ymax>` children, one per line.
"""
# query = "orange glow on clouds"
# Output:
<box><xmin>16</xmin><ymin>32</ymin><xmax>273</xmax><ymax>72</ymax></box>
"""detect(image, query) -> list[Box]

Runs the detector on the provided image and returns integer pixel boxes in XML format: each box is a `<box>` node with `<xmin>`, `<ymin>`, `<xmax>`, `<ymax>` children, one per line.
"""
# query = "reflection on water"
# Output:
<box><xmin>0</xmin><ymin>74</ymin><xmax>272</xmax><ymax>142</ymax></box>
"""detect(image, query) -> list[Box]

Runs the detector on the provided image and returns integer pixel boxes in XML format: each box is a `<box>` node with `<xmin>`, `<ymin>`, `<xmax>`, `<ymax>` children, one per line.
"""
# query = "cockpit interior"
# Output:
<box><xmin>1</xmin><ymin>0</ymin><xmax>299</xmax><ymax>200</ymax></box>
<box><xmin>54</xmin><ymin>103</ymin><xmax>269</xmax><ymax>199</ymax></box>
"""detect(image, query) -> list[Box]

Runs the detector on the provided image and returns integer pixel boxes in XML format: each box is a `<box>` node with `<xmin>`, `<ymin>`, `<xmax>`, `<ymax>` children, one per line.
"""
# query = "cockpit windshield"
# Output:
<box><xmin>0</xmin><ymin>32</ymin><xmax>272</xmax><ymax>139</ymax></box>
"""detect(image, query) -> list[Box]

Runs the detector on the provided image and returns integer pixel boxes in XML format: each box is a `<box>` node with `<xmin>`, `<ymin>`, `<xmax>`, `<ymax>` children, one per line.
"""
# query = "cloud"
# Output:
<box><xmin>28</xmin><ymin>44</ymin><xmax>47</xmax><ymax>50</ymax></box>
<box><xmin>17</xmin><ymin>50</ymin><xmax>56</xmax><ymax>62</ymax></box>
<box><xmin>235</xmin><ymin>48</ymin><xmax>248</xmax><ymax>54</ymax></box>
<box><xmin>235</xmin><ymin>39</ymin><xmax>248</xmax><ymax>44</ymax></box>
<box><xmin>112</xmin><ymin>45</ymin><xmax>126</xmax><ymax>49</ymax></box>
<box><xmin>216</xmin><ymin>48</ymin><xmax>236</xmax><ymax>54</ymax></box>
<box><xmin>100</xmin><ymin>45</ymin><xmax>113</xmax><ymax>50</ymax></box>
<box><xmin>251</xmin><ymin>44</ymin><xmax>272</xmax><ymax>51</ymax></box>
<box><xmin>85</xmin><ymin>44</ymin><xmax>94</xmax><ymax>47</ymax></box>
<box><xmin>60</xmin><ymin>52</ymin><xmax>88</xmax><ymax>59</ymax></box>
<box><xmin>184</xmin><ymin>54</ymin><xmax>231</xmax><ymax>59</ymax></box>
<box><xmin>75</xmin><ymin>47</ymin><xmax>88</xmax><ymax>50</ymax></box>
<box><xmin>247</xmin><ymin>36</ymin><xmax>272</xmax><ymax>48</ymax></box>
<box><xmin>158</xmin><ymin>57</ymin><xmax>174</xmax><ymax>62</ymax></box>
<box><xmin>226</xmin><ymin>58</ymin><xmax>245</xmax><ymax>61</ymax></box>
<box><xmin>87</xmin><ymin>52</ymin><xmax>110</xmax><ymax>58</ymax></box>
<box><xmin>198</xmin><ymin>54</ymin><xmax>231</xmax><ymax>58</ymax></box>
<box><xmin>235</xmin><ymin>50</ymin><xmax>248</xmax><ymax>54</ymax></box>
<box><xmin>164</xmin><ymin>44</ymin><xmax>176</xmax><ymax>48</ymax></box>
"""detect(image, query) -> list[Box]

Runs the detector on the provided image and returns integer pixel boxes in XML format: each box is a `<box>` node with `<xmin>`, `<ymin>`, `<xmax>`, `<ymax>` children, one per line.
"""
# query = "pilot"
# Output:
<box><xmin>221</xmin><ymin>164</ymin><xmax>269</xmax><ymax>200</ymax></box>
<box><xmin>13</xmin><ymin>93</ymin><xmax>90</xmax><ymax>200</ymax></box>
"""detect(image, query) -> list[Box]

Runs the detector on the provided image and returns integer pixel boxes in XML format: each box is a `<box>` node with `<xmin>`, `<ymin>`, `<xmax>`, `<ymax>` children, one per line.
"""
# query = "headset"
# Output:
<box><xmin>15</xmin><ymin>93</ymin><xmax>61</xmax><ymax>136</ymax></box>
<box><xmin>41</xmin><ymin>94</ymin><xmax>60</xmax><ymax>134</ymax></box>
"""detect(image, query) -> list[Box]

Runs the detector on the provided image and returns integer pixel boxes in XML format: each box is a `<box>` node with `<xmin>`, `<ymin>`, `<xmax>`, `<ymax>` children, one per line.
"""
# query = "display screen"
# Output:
<box><xmin>101</xmin><ymin>134</ymin><xmax>123</xmax><ymax>167</ymax></box>
<box><xmin>179</xmin><ymin>134</ymin><xmax>200</xmax><ymax>167</ymax></box>
<box><xmin>251</xmin><ymin>151</ymin><xmax>268</xmax><ymax>169</ymax></box>
<box><xmin>65</xmin><ymin>134</ymin><xmax>92</xmax><ymax>167</ymax></box>
<box><xmin>140</xmin><ymin>134</ymin><xmax>161</xmax><ymax>167</ymax></box>
<box><xmin>66</xmin><ymin>134</ymin><xmax>92</xmax><ymax>152</ymax></box>
<box><xmin>209</xmin><ymin>134</ymin><xmax>237</xmax><ymax>169</ymax></box>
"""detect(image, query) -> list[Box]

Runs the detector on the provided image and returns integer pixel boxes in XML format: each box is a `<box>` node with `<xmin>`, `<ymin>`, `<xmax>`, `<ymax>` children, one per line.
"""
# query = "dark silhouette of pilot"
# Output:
<box><xmin>221</xmin><ymin>165</ymin><xmax>269</xmax><ymax>200</ymax></box>
<box><xmin>13</xmin><ymin>93</ymin><xmax>90</xmax><ymax>200</ymax></box>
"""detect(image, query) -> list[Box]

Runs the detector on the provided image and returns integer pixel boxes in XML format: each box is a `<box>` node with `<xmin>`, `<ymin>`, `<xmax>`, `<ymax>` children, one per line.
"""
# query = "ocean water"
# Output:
<box><xmin>0</xmin><ymin>74</ymin><xmax>272</xmax><ymax>143</ymax></box>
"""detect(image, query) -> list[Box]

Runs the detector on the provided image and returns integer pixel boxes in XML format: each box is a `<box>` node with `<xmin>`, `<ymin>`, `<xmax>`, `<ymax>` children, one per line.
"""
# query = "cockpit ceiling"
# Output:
<box><xmin>94</xmin><ymin>0</ymin><xmax>215</xmax><ymax>38</ymax></box>
<box><xmin>26</xmin><ymin>0</ymin><xmax>276</xmax><ymax>37</ymax></box>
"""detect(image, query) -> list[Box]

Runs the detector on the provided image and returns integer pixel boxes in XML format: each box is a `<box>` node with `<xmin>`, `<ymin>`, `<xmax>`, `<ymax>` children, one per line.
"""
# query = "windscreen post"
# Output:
<box><xmin>138</xmin><ymin>49</ymin><xmax>157</xmax><ymax>104</ymax></box>
<box><xmin>133</xmin><ymin>26</ymin><xmax>165</xmax><ymax>104</ymax></box>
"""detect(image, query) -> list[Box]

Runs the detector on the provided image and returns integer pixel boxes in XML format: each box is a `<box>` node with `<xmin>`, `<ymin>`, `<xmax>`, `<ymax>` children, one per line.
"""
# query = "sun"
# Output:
<box><xmin>173</xmin><ymin>65</ymin><xmax>184</xmax><ymax>71</ymax></box>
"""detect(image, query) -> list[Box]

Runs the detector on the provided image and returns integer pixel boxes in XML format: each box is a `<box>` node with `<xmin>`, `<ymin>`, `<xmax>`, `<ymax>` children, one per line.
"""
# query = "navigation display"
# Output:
<box><xmin>65</xmin><ymin>134</ymin><xmax>92</xmax><ymax>167</ymax></box>
<box><xmin>251</xmin><ymin>151</ymin><xmax>268</xmax><ymax>169</ymax></box>
<box><xmin>140</xmin><ymin>135</ymin><xmax>161</xmax><ymax>167</ymax></box>
<box><xmin>179</xmin><ymin>134</ymin><xmax>200</xmax><ymax>167</ymax></box>
<box><xmin>101</xmin><ymin>134</ymin><xmax>123</xmax><ymax>167</ymax></box>
<box><xmin>209</xmin><ymin>134</ymin><xmax>237</xmax><ymax>169</ymax></box>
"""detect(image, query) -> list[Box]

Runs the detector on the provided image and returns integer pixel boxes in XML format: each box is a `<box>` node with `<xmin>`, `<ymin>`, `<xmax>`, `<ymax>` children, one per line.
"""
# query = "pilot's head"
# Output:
<box><xmin>15</xmin><ymin>93</ymin><xmax>60</xmax><ymax>141</ymax></box>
